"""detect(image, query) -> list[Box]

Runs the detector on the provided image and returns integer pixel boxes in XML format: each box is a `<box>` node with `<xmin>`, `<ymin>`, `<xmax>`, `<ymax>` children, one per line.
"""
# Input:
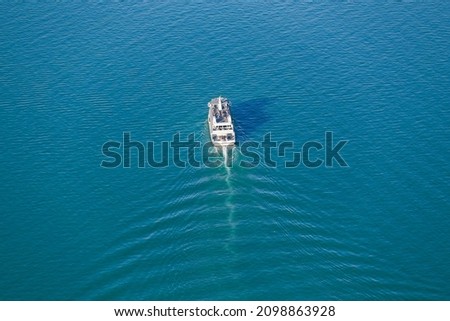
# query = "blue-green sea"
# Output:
<box><xmin>1</xmin><ymin>2</ymin><xmax>449</xmax><ymax>300</ymax></box>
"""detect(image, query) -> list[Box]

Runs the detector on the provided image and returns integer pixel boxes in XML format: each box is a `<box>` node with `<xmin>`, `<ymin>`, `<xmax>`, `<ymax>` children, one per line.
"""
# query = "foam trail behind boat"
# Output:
<box><xmin>222</xmin><ymin>145</ymin><xmax>236</xmax><ymax>253</ymax></box>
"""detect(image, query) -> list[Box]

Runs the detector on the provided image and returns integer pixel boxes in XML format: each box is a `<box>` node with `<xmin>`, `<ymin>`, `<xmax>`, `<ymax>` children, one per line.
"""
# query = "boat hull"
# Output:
<box><xmin>207</xmin><ymin>96</ymin><xmax>236</xmax><ymax>146</ymax></box>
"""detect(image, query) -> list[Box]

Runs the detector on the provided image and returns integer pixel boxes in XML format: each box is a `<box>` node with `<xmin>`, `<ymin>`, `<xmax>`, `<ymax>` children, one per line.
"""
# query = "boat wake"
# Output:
<box><xmin>222</xmin><ymin>145</ymin><xmax>237</xmax><ymax>253</ymax></box>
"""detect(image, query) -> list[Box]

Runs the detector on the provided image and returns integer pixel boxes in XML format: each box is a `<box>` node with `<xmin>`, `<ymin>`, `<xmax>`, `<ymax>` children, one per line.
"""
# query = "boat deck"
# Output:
<box><xmin>210</xmin><ymin>97</ymin><xmax>232</xmax><ymax>124</ymax></box>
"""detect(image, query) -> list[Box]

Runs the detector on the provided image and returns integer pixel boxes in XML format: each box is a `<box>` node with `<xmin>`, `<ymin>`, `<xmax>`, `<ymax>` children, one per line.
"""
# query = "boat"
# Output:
<box><xmin>207</xmin><ymin>96</ymin><xmax>235</xmax><ymax>146</ymax></box>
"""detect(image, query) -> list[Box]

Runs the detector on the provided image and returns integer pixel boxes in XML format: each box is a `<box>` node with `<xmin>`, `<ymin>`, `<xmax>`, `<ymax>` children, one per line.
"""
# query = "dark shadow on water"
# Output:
<box><xmin>232</xmin><ymin>97</ymin><xmax>276</xmax><ymax>141</ymax></box>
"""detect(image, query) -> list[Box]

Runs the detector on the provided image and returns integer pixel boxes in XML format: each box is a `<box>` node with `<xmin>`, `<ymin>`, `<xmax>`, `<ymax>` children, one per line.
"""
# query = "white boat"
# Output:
<box><xmin>207</xmin><ymin>96</ymin><xmax>235</xmax><ymax>146</ymax></box>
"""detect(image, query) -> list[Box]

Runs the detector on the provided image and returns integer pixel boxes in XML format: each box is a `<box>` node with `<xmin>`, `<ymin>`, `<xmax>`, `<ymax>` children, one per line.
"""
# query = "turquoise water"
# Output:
<box><xmin>1</xmin><ymin>2</ymin><xmax>449</xmax><ymax>300</ymax></box>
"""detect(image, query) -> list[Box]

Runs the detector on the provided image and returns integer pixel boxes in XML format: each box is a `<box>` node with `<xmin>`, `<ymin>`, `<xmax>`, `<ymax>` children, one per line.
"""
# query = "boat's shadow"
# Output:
<box><xmin>233</xmin><ymin>97</ymin><xmax>276</xmax><ymax>142</ymax></box>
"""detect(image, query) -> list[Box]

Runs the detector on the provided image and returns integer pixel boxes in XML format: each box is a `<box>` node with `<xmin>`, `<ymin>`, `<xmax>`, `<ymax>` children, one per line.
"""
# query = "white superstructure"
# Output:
<box><xmin>207</xmin><ymin>96</ymin><xmax>235</xmax><ymax>146</ymax></box>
